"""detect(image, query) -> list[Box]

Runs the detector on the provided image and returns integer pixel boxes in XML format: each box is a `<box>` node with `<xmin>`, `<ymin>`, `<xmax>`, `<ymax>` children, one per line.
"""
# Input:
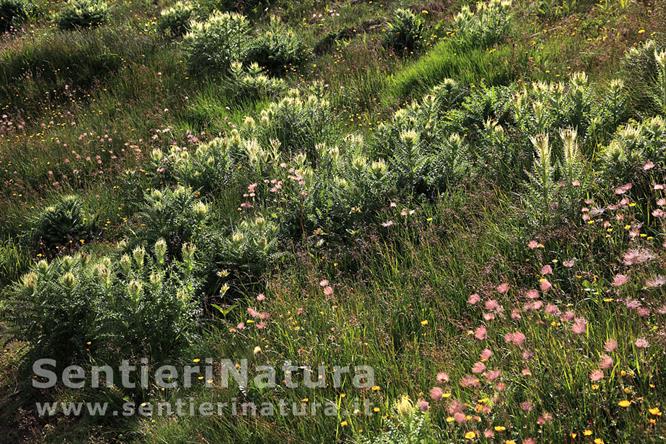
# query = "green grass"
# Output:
<box><xmin>386</xmin><ymin>40</ymin><xmax>526</xmax><ymax>102</ymax></box>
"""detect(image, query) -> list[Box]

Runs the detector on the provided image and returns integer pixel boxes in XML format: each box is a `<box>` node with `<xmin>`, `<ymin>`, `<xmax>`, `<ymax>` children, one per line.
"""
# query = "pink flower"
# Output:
<box><xmin>528</xmin><ymin>240</ymin><xmax>542</xmax><ymax>249</ymax></box>
<box><xmin>524</xmin><ymin>438</ymin><xmax>537</xmax><ymax>444</ymax></box>
<box><xmin>256</xmin><ymin>293</ymin><xmax>266</xmax><ymax>302</ymax></box>
<box><xmin>599</xmin><ymin>354</ymin><xmax>613</xmax><ymax>369</ymax></box>
<box><xmin>429</xmin><ymin>386</ymin><xmax>444</xmax><ymax>401</ymax></box>
<box><xmin>417</xmin><ymin>399</ymin><xmax>429</xmax><ymax>412</ymax></box>
<box><xmin>472</xmin><ymin>362</ymin><xmax>486</xmax><ymax>374</ymax></box>
<box><xmin>484</xmin><ymin>369</ymin><xmax>501</xmax><ymax>381</ymax></box>
<box><xmin>537</xmin><ymin>412</ymin><xmax>553</xmax><ymax>425</ymax></box>
<box><xmin>483</xmin><ymin>429</ymin><xmax>495</xmax><ymax>438</ymax></box>
<box><xmin>453</xmin><ymin>411</ymin><xmax>466</xmax><ymax>423</ymax></box>
<box><xmin>635</xmin><ymin>338</ymin><xmax>649</xmax><ymax>349</ymax></box>
<box><xmin>504</xmin><ymin>331</ymin><xmax>527</xmax><ymax>347</ymax></box>
<box><xmin>474</xmin><ymin>326</ymin><xmax>488</xmax><ymax>340</ymax></box>
<box><xmin>525</xmin><ymin>289</ymin><xmax>540</xmax><ymax>299</ymax></box>
<box><xmin>511</xmin><ymin>308</ymin><xmax>522</xmax><ymax>320</ymax></box>
<box><xmin>623</xmin><ymin>248</ymin><xmax>655</xmax><ymax>266</ymax></box>
<box><xmin>604</xmin><ymin>339</ymin><xmax>618</xmax><ymax>353</ymax></box>
<box><xmin>539</xmin><ymin>279</ymin><xmax>552</xmax><ymax>292</ymax></box>
<box><xmin>468</xmin><ymin>293</ymin><xmax>481</xmax><ymax>305</ymax></box>
<box><xmin>483</xmin><ymin>312</ymin><xmax>496</xmax><ymax>321</ymax></box>
<box><xmin>541</xmin><ymin>264</ymin><xmax>553</xmax><ymax>275</ymax></box>
<box><xmin>436</xmin><ymin>372</ymin><xmax>450</xmax><ymax>383</ymax></box>
<box><xmin>571</xmin><ymin>318</ymin><xmax>587</xmax><ymax>335</ymax></box>
<box><xmin>612</xmin><ymin>274</ymin><xmax>629</xmax><ymax>287</ymax></box>
<box><xmin>643</xmin><ymin>160</ymin><xmax>655</xmax><ymax>170</ymax></box>
<box><xmin>520</xmin><ymin>401</ymin><xmax>534</xmax><ymax>412</ymax></box>
<box><xmin>561</xmin><ymin>310</ymin><xmax>575</xmax><ymax>322</ymax></box>
<box><xmin>319</xmin><ymin>279</ymin><xmax>329</xmax><ymax>287</ymax></box>
<box><xmin>545</xmin><ymin>303</ymin><xmax>560</xmax><ymax>316</ymax></box>
<box><xmin>447</xmin><ymin>399</ymin><xmax>465</xmax><ymax>414</ymax></box>
<box><xmin>480</xmin><ymin>348</ymin><xmax>493</xmax><ymax>361</ymax></box>
<box><xmin>460</xmin><ymin>375</ymin><xmax>480</xmax><ymax>388</ymax></box>
<box><xmin>645</xmin><ymin>276</ymin><xmax>666</xmax><ymax>288</ymax></box>
<box><xmin>484</xmin><ymin>299</ymin><xmax>500</xmax><ymax>311</ymax></box>
<box><xmin>236</xmin><ymin>322</ymin><xmax>245</xmax><ymax>330</ymax></box>
<box><xmin>496</xmin><ymin>282</ymin><xmax>510</xmax><ymax>294</ymax></box>
<box><xmin>323</xmin><ymin>286</ymin><xmax>334</xmax><ymax>297</ymax></box>
<box><xmin>563</xmin><ymin>259</ymin><xmax>575</xmax><ymax>268</ymax></box>
<box><xmin>589</xmin><ymin>369</ymin><xmax>604</xmax><ymax>382</ymax></box>
<box><xmin>614</xmin><ymin>183</ymin><xmax>632</xmax><ymax>195</ymax></box>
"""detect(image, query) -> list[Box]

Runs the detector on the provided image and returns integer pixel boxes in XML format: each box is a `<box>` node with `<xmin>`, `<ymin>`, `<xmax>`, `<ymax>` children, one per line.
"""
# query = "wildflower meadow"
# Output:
<box><xmin>0</xmin><ymin>0</ymin><xmax>664</xmax><ymax>443</ymax></box>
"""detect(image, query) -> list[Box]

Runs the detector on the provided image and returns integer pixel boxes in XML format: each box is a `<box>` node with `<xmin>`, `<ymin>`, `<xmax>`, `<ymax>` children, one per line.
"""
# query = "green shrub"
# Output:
<box><xmin>226</xmin><ymin>61</ymin><xmax>286</xmax><ymax>102</ymax></box>
<box><xmin>245</xmin><ymin>89</ymin><xmax>335</xmax><ymax>163</ymax></box>
<box><xmin>31</xmin><ymin>195</ymin><xmax>97</xmax><ymax>255</ymax></box>
<box><xmin>383</xmin><ymin>8</ymin><xmax>425</xmax><ymax>55</ymax></box>
<box><xmin>150</xmin><ymin>137</ymin><xmax>241</xmax><ymax>195</ymax></box>
<box><xmin>622</xmin><ymin>40</ymin><xmax>665</xmax><ymax>115</ymax></box>
<box><xmin>245</xmin><ymin>16</ymin><xmax>311</xmax><ymax>75</ymax></box>
<box><xmin>184</xmin><ymin>11</ymin><xmax>250</xmax><ymax>75</ymax></box>
<box><xmin>599</xmin><ymin>116</ymin><xmax>666</xmax><ymax>195</ymax></box>
<box><xmin>158</xmin><ymin>1</ymin><xmax>196</xmax><ymax>38</ymax></box>
<box><xmin>136</xmin><ymin>186</ymin><xmax>209</xmax><ymax>256</ymax></box>
<box><xmin>57</xmin><ymin>0</ymin><xmax>109</xmax><ymax>31</ymax></box>
<box><xmin>0</xmin><ymin>0</ymin><xmax>32</xmax><ymax>32</ymax></box>
<box><xmin>2</xmin><ymin>242</ymin><xmax>200</xmax><ymax>368</ymax></box>
<box><xmin>450</xmin><ymin>0</ymin><xmax>512</xmax><ymax>49</ymax></box>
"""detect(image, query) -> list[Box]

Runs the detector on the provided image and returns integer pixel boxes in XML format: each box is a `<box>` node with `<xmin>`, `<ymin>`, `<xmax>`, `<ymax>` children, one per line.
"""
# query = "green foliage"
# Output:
<box><xmin>0</xmin><ymin>0</ymin><xmax>32</xmax><ymax>32</ymax></box>
<box><xmin>450</xmin><ymin>0</ymin><xmax>513</xmax><ymax>49</ymax></box>
<box><xmin>57</xmin><ymin>0</ymin><xmax>109</xmax><ymax>31</ymax></box>
<box><xmin>388</xmin><ymin>40</ymin><xmax>520</xmax><ymax>101</ymax></box>
<box><xmin>2</xmin><ymin>242</ymin><xmax>200</xmax><ymax>368</ymax></box>
<box><xmin>0</xmin><ymin>239</ymin><xmax>29</xmax><ymax>288</ymax></box>
<box><xmin>245</xmin><ymin>16</ymin><xmax>311</xmax><ymax>75</ymax></box>
<box><xmin>158</xmin><ymin>1</ymin><xmax>196</xmax><ymax>38</ymax></box>
<box><xmin>31</xmin><ymin>195</ymin><xmax>97</xmax><ymax>254</ymax></box>
<box><xmin>226</xmin><ymin>61</ymin><xmax>286</xmax><ymax>103</ymax></box>
<box><xmin>150</xmin><ymin>137</ymin><xmax>241</xmax><ymax>195</ymax></box>
<box><xmin>135</xmin><ymin>186</ymin><xmax>209</xmax><ymax>256</ymax></box>
<box><xmin>246</xmin><ymin>89</ymin><xmax>335</xmax><ymax>162</ymax></box>
<box><xmin>184</xmin><ymin>11</ymin><xmax>250</xmax><ymax>75</ymax></box>
<box><xmin>599</xmin><ymin>115</ymin><xmax>666</xmax><ymax>195</ymax></box>
<box><xmin>383</xmin><ymin>8</ymin><xmax>425</xmax><ymax>55</ymax></box>
<box><xmin>622</xmin><ymin>40</ymin><xmax>665</xmax><ymax>115</ymax></box>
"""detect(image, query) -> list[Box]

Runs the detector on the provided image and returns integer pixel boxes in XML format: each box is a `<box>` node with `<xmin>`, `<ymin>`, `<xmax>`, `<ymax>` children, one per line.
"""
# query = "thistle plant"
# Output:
<box><xmin>524</xmin><ymin>133</ymin><xmax>556</xmax><ymax>227</ymax></box>
<box><xmin>158</xmin><ymin>1</ymin><xmax>195</xmax><ymax>38</ymax></box>
<box><xmin>383</xmin><ymin>8</ymin><xmax>425</xmax><ymax>54</ymax></box>
<box><xmin>184</xmin><ymin>11</ymin><xmax>250</xmax><ymax>75</ymax></box>
<box><xmin>57</xmin><ymin>0</ymin><xmax>109</xmax><ymax>30</ymax></box>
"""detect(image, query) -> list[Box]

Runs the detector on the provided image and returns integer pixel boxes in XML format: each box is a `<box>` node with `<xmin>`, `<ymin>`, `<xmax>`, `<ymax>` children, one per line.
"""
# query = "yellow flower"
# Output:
<box><xmin>638</xmin><ymin>29</ymin><xmax>645</xmax><ymax>34</ymax></box>
<box><xmin>583</xmin><ymin>429</ymin><xmax>593</xmax><ymax>436</ymax></box>
<box><xmin>570</xmin><ymin>433</ymin><xmax>577</xmax><ymax>439</ymax></box>
<box><xmin>372</xmin><ymin>407</ymin><xmax>380</xmax><ymax>413</ymax></box>
<box><xmin>340</xmin><ymin>420</ymin><xmax>348</xmax><ymax>427</ymax></box>
<box><xmin>494</xmin><ymin>426</ymin><xmax>506</xmax><ymax>432</ymax></box>
<box><xmin>464</xmin><ymin>431</ymin><xmax>477</xmax><ymax>440</ymax></box>
<box><xmin>192</xmin><ymin>358</ymin><xmax>201</xmax><ymax>363</ymax></box>
<box><xmin>446</xmin><ymin>416</ymin><xmax>455</xmax><ymax>423</ymax></box>
<box><xmin>594</xmin><ymin>439</ymin><xmax>604</xmax><ymax>444</ymax></box>
<box><xmin>505</xmin><ymin>441</ymin><xmax>516</xmax><ymax>444</ymax></box>
<box><xmin>371</xmin><ymin>385</ymin><xmax>381</xmax><ymax>392</ymax></box>
<box><xmin>649</xmin><ymin>407</ymin><xmax>662</xmax><ymax>416</ymax></box>
<box><xmin>618</xmin><ymin>400</ymin><xmax>631</xmax><ymax>408</ymax></box>
<box><xmin>420</xmin><ymin>320</ymin><xmax>429</xmax><ymax>326</ymax></box>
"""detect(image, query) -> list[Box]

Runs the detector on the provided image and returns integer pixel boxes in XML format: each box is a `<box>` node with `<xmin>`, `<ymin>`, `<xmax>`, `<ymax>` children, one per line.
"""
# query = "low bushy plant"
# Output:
<box><xmin>227</xmin><ymin>61</ymin><xmax>286</xmax><ymax>102</ymax></box>
<box><xmin>2</xmin><ymin>241</ymin><xmax>200</xmax><ymax>369</ymax></box>
<box><xmin>383</xmin><ymin>8</ymin><xmax>425</xmax><ymax>55</ymax></box>
<box><xmin>57</xmin><ymin>0</ymin><xmax>109</xmax><ymax>31</ymax></box>
<box><xmin>158</xmin><ymin>1</ymin><xmax>196</xmax><ymax>38</ymax></box>
<box><xmin>184</xmin><ymin>11</ymin><xmax>250</xmax><ymax>75</ymax></box>
<box><xmin>0</xmin><ymin>239</ymin><xmax>29</xmax><ymax>288</ymax></box>
<box><xmin>0</xmin><ymin>0</ymin><xmax>32</xmax><ymax>33</ymax></box>
<box><xmin>31</xmin><ymin>195</ymin><xmax>97</xmax><ymax>254</ymax></box>
<box><xmin>450</xmin><ymin>0</ymin><xmax>512</xmax><ymax>49</ymax></box>
<box><xmin>245</xmin><ymin>89</ymin><xmax>335</xmax><ymax>163</ymax></box>
<box><xmin>245</xmin><ymin>16</ymin><xmax>311</xmax><ymax>75</ymax></box>
<box><xmin>135</xmin><ymin>186</ymin><xmax>209</xmax><ymax>256</ymax></box>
